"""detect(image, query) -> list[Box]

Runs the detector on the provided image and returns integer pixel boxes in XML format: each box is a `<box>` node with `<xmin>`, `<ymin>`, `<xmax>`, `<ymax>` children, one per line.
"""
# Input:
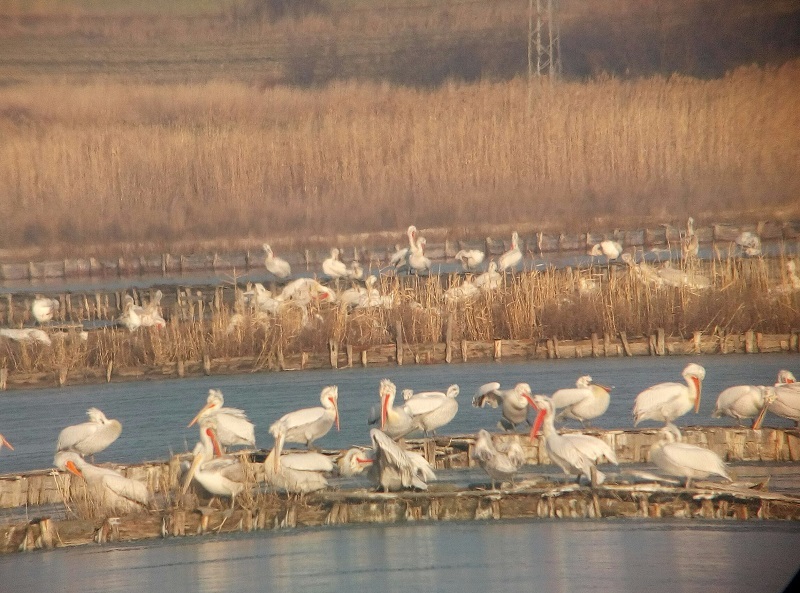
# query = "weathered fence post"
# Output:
<box><xmin>395</xmin><ymin>321</ymin><xmax>404</xmax><ymax>366</ymax></box>
<box><xmin>329</xmin><ymin>339</ymin><xmax>339</xmax><ymax>369</ymax></box>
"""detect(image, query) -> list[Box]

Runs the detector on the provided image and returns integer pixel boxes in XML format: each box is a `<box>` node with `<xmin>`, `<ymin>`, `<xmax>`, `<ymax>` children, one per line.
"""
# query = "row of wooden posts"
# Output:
<box><xmin>1</xmin><ymin>327</ymin><xmax>798</xmax><ymax>391</ymax></box>
<box><xmin>1</xmin><ymin>219</ymin><xmax>798</xmax><ymax>282</ymax></box>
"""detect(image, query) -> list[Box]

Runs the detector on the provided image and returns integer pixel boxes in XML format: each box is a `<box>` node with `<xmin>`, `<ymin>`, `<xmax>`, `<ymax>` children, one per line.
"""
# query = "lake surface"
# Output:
<box><xmin>1</xmin><ymin>353</ymin><xmax>798</xmax><ymax>475</ymax></box>
<box><xmin>0</xmin><ymin>519</ymin><xmax>798</xmax><ymax>593</ymax></box>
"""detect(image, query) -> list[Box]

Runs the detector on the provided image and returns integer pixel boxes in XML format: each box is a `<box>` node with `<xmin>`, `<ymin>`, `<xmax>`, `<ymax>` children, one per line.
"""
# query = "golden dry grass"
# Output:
<box><xmin>0</xmin><ymin>61</ymin><xmax>798</xmax><ymax>256</ymax></box>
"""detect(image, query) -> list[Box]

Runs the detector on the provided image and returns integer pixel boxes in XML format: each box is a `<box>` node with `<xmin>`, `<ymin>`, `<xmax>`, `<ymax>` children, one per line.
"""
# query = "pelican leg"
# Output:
<box><xmin>498</xmin><ymin>418</ymin><xmax>515</xmax><ymax>432</ymax></box>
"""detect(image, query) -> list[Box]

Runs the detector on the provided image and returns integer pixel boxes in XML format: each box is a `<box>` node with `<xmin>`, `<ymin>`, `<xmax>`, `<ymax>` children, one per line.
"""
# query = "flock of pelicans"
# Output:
<box><xmin>1</xmin><ymin>364</ymin><xmax>799</xmax><ymax>517</ymax></box>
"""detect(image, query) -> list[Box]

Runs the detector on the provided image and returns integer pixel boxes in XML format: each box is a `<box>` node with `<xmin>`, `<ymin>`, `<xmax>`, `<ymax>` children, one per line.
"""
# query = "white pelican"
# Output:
<box><xmin>32</xmin><ymin>296</ymin><xmax>59</xmax><ymax>323</ymax></box>
<box><xmin>472</xmin><ymin>429</ymin><xmax>526</xmax><ymax>490</ymax></box>
<box><xmin>681</xmin><ymin>217</ymin><xmax>699</xmax><ymax>259</ymax></box>
<box><xmin>454</xmin><ymin>249</ymin><xmax>485</xmax><ymax>271</ymax></box>
<box><xmin>530</xmin><ymin>395</ymin><xmax>618</xmax><ymax>486</ymax></box>
<box><xmin>264</xmin><ymin>448</ymin><xmax>333</xmax><ymax>494</ymax></box>
<box><xmin>269</xmin><ymin>386</ymin><xmax>340</xmax><ymax>470</ymax></box>
<box><xmin>444</xmin><ymin>277</ymin><xmax>480</xmax><ymax>305</ymax></box>
<box><xmin>472</xmin><ymin>382</ymin><xmax>532</xmax><ymax>431</ymax></box>
<box><xmin>0</xmin><ymin>327</ymin><xmax>52</xmax><ymax>345</ymax></box>
<box><xmin>712</xmin><ymin>384</ymin><xmax>777</xmax><ymax>428</ymax></box>
<box><xmin>551</xmin><ymin>375</ymin><xmax>612</xmax><ymax>426</ymax></box>
<box><xmin>361</xmin><ymin>428</ymin><xmax>436</xmax><ymax>492</ymax></box>
<box><xmin>769</xmin><ymin>261</ymin><xmax>800</xmax><ymax>296</ymax></box>
<box><xmin>656</xmin><ymin>261</ymin><xmax>711</xmax><ymax>290</ymax></box>
<box><xmin>648</xmin><ymin>425</ymin><xmax>731</xmax><ymax>488</ymax></box>
<box><xmin>408</xmin><ymin>237</ymin><xmax>431</xmax><ymax>274</ymax></box>
<box><xmin>243</xmin><ymin>283</ymin><xmax>281</xmax><ymax>315</ymax></box>
<box><xmin>403</xmin><ymin>384</ymin><xmax>459</xmax><ymax>436</ymax></box>
<box><xmin>322</xmin><ymin>248</ymin><xmax>349</xmax><ymax>279</ymax></box>
<box><xmin>263</xmin><ymin>243</ymin><xmax>292</xmax><ymax>278</ymax></box>
<box><xmin>369</xmin><ymin>378</ymin><xmax>416</xmax><ymax>440</ymax></box>
<box><xmin>279</xmin><ymin>277</ymin><xmax>336</xmax><ymax>305</ymax></box>
<box><xmin>0</xmin><ymin>434</ymin><xmax>13</xmax><ymax>452</ymax></box>
<box><xmin>497</xmin><ymin>232</ymin><xmax>522</xmax><ymax>271</ymax></box>
<box><xmin>474</xmin><ymin>261</ymin><xmax>502</xmax><ymax>291</ymax></box>
<box><xmin>735</xmin><ymin>232</ymin><xmax>761</xmax><ymax>257</ymax></box>
<box><xmin>590</xmin><ymin>239</ymin><xmax>623</xmax><ymax>260</ymax></box>
<box><xmin>55</xmin><ymin>451</ymin><xmax>150</xmax><ymax>514</ymax></box>
<box><xmin>56</xmin><ymin>408</ymin><xmax>122</xmax><ymax>458</ymax></box>
<box><xmin>118</xmin><ymin>294</ymin><xmax>166</xmax><ymax>331</ymax></box>
<box><xmin>182</xmin><ymin>420</ymin><xmax>246</xmax><ymax>507</ymax></box>
<box><xmin>633</xmin><ymin>363</ymin><xmax>706</xmax><ymax>427</ymax></box>
<box><xmin>340</xmin><ymin>275</ymin><xmax>377</xmax><ymax>308</ymax></box>
<box><xmin>621</xmin><ymin>253</ymin><xmax>664</xmax><ymax>288</ymax></box>
<box><xmin>769</xmin><ymin>380</ymin><xmax>800</xmax><ymax>426</ymax></box>
<box><xmin>188</xmin><ymin>389</ymin><xmax>256</xmax><ymax>450</ymax></box>
<box><xmin>390</xmin><ymin>225</ymin><xmax>418</xmax><ymax>270</ymax></box>
<box><xmin>777</xmin><ymin>370</ymin><xmax>796</xmax><ymax>384</ymax></box>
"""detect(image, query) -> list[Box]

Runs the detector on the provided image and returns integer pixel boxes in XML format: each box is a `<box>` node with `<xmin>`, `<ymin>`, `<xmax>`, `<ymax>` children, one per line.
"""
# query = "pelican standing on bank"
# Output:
<box><xmin>712</xmin><ymin>384</ymin><xmax>777</xmax><ymax>428</ymax></box>
<box><xmin>264</xmin><ymin>448</ymin><xmax>334</xmax><ymax>494</ymax></box>
<box><xmin>648</xmin><ymin>425</ymin><xmax>731</xmax><ymax>488</ymax></box>
<box><xmin>403</xmin><ymin>384</ymin><xmax>459</xmax><ymax>436</ymax></box>
<box><xmin>263</xmin><ymin>244</ymin><xmax>292</xmax><ymax>279</ymax></box>
<box><xmin>472</xmin><ymin>429</ymin><xmax>526</xmax><ymax>490</ymax></box>
<box><xmin>530</xmin><ymin>395</ymin><xmax>618</xmax><ymax>486</ymax></box>
<box><xmin>408</xmin><ymin>237</ymin><xmax>431</xmax><ymax>274</ymax></box>
<box><xmin>590</xmin><ymin>239</ymin><xmax>623</xmax><ymax>260</ymax></box>
<box><xmin>32</xmin><ymin>296</ymin><xmax>59</xmax><ymax>324</ymax></box>
<box><xmin>633</xmin><ymin>363</ymin><xmax>706</xmax><ymax>427</ymax></box>
<box><xmin>322</xmin><ymin>247</ymin><xmax>349</xmax><ymax>279</ymax></box>
<box><xmin>359</xmin><ymin>429</ymin><xmax>436</xmax><ymax>492</ymax></box>
<box><xmin>472</xmin><ymin>382</ymin><xmax>532</xmax><ymax>431</ymax></box>
<box><xmin>269</xmin><ymin>386</ymin><xmax>340</xmax><ymax>470</ymax></box>
<box><xmin>56</xmin><ymin>408</ymin><xmax>122</xmax><ymax>459</ymax></box>
<box><xmin>551</xmin><ymin>375</ymin><xmax>612</xmax><ymax>426</ymax></box>
<box><xmin>182</xmin><ymin>419</ymin><xmax>246</xmax><ymax>507</ymax></box>
<box><xmin>369</xmin><ymin>378</ymin><xmax>416</xmax><ymax>440</ymax></box>
<box><xmin>188</xmin><ymin>389</ymin><xmax>256</xmax><ymax>450</ymax></box>
<box><xmin>454</xmin><ymin>248</ymin><xmax>485</xmax><ymax>271</ymax></box>
<box><xmin>390</xmin><ymin>225</ymin><xmax>418</xmax><ymax>271</ymax></box>
<box><xmin>497</xmin><ymin>232</ymin><xmax>522</xmax><ymax>272</ymax></box>
<box><xmin>55</xmin><ymin>451</ymin><xmax>150</xmax><ymax>514</ymax></box>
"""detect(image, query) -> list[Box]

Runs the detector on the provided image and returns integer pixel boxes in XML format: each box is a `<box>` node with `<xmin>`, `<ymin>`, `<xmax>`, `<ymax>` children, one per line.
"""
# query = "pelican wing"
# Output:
<box><xmin>280</xmin><ymin>452</ymin><xmax>335</xmax><ymax>473</ymax></box>
<box><xmin>660</xmin><ymin>443</ymin><xmax>730</xmax><ymax>479</ymax></box>
<box><xmin>472</xmin><ymin>382</ymin><xmax>502</xmax><ymax>408</ymax></box>
<box><xmin>371</xmin><ymin>429</ymin><xmax>414</xmax><ymax>486</ymax></box>
<box><xmin>633</xmin><ymin>382</ymin><xmax>685</xmax><ymax>415</ymax></box>
<box><xmin>270</xmin><ymin>406</ymin><xmax>325</xmax><ymax>436</ymax></box>
<box><xmin>404</xmin><ymin>395</ymin><xmax>446</xmax><ymax>416</ymax></box>
<box><xmin>101</xmin><ymin>473</ymin><xmax>150</xmax><ymax>506</ymax></box>
<box><xmin>563</xmin><ymin>434</ymin><xmax>618</xmax><ymax>465</ymax></box>
<box><xmin>551</xmin><ymin>387</ymin><xmax>591</xmax><ymax>409</ymax></box>
<box><xmin>216</xmin><ymin>408</ymin><xmax>256</xmax><ymax>446</ymax></box>
<box><xmin>406</xmin><ymin>450</ymin><xmax>436</xmax><ymax>482</ymax></box>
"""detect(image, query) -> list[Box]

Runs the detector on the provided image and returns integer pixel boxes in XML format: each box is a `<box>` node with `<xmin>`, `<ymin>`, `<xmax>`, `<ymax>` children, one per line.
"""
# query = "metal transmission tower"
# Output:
<box><xmin>527</xmin><ymin>0</ymin><xmax>561</xmax><ymax>80</ymax></box>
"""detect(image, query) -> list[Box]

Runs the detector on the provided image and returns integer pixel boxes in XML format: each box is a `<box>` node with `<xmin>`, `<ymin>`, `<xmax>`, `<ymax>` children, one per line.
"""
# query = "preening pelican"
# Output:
<box><xmin>56</xmin><ymin>408</ymin><xmax>122</xmax><ymax>458</ymax></box>
<box><xmin>712</xmin><ymin>384</ymin><xmax>777</xmax><ymax>428</ymax></box>
<box><xmin>368</xmin><ymin>378</ymin><xmax>416</xmax><ymax>440</ymax></box>
<box><xmin>279</xmin><ymin>277</ymin><xmax>336</xmax><ymax>305</ymax></box>
<box><xmin>472</xmin><ymin>382</ymin><xmax>532</xmax><ymax>431</ymax></box>
<box><xmin>530</xmin><ymin>395</ymin><xmax>618</xmax><ymax>486</ymax></box>
<box><xmin>0</xmin><ymin>434</ymin><xmax>13</xmax><ymax>452</ymax></box>
<box><xmin>340</xmin><ymin>275</ymin><xmax>378</xmax><ymax>308</ymax></box>
<box><xmin>648</xmin><ymin>425</ymin><xmax>731</xmax><ymax>488</ymax></box>
<box><xmin>269</xmin><ymin>386</ymin><xmax>340</xmax><ymax>470</ymax></box>
<box><xmin>188</xmin><ymin>389</ymin><xmax>256</xmax><ymax>450</ymax></box>
<box><xmin>322</xmin><ymin>248</ymin><xmax>349</xmax><ymax>279</ymax></box>
<box><xmin>263</xmin><ymin>243</ymin><xmax>292</xmax><ymax>278</ymax></box>
<box><xmin>182</xmin><ymin>420</ymin><xmax>246</xmax><ymax>506</ymax></box>
<box><xmin>551</xmin><ymin>375</ymin><xmax>612</xmax><ymax>426</ymax></box>
<box><xmin>243</xmin><ymin>283</ymin><xmax>281</xmax><ymax>315</ymax></box>
<box><xmin>633</xmin><ymin>363</ymin><xmax>705</xmax><ymax>427</ymax></box>
<box><xmin>55</xmin><ymin>451</ymin><xmax>150</xmax><ymax>514</ymax></box>
<box><xmin>472</xmin><ymin>429</ymin><xmax>526</xmax><ymax>490</ymax></box>
<box><xmin>444</xmin><ymin>277</ymin><xmax>480</xmax><ymax>305</ymax></box>
<box><xmin>32</xmin><ymin>296</ymin><xmax>59</xmax><ymax>323</ymax></box>
<box><xmin>590</xmin><ymin>240</ymin><xmax>623</xmax><ymax>260</ymax></box>
<box><xmin>360</xmin><ymin>428</ymin><xmax>436</xmax><ymax>492</ymax></box>
<box><xmin>403</xmin><ymin>384</ymin><xmax>459</xmax><ymax>436</ymax></box>
<box><xmin>474</xmin><ymin>261</ymin><xmax>502</xmax><ymax>291</ymax></box>
<box><xmin>408</xmin><ymin>237</ymin><xmax>431</xmax><ymax>274</ymax></box>
<box><xmin>497</xmin><ymin>232</ymin><xmax>522</xmax><ymax>272</ymax></box>
<box><xmin>769</xmin><ymin>380</ymin><xmax>800</xmax><ymax>426</ymax></box>
<box><xmin>118</xmin><ymin>294</ymin><xmax>166</xmax><ymax>331</ymax></box>
<box><xmin>454</xmin><ymin>248</ymin><xmax>485</xmax><ymax>271</ymax></box>
<box><xmin>264</xmin><ymin>448</ymin><xmax>333</xmax><ymax>494</ymax></box>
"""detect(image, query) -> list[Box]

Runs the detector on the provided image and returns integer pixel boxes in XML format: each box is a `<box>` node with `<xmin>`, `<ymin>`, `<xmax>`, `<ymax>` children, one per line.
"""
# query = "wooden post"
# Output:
<box><xmin>58</xmin><ymin>367</ymin><xmax>67</xmax><ymax>386</ymax></box>
<box><xmin>203</xmin><ymin>354</ymin><xmax>211</xmax><ymax>375</ymax></box>
<box><xmin>619</xmin><ymin>332</ymin><xmax>632</xmax><ymax>356</ymax></box>
<box><xmin>603</xmin><ymin>333</ymin><xmax>611</xmax><ymax>357</ymax></box>
<box><xmin>461</xmin><ymin>339</ymin><xmax>468</xmax><ymax>362</ymax></box>
<box><xmin>329</xmin><ymin>339</ymin><xmax>339</xmax><ymax>369</ymax></box>
<box><xmin>301</xmin><ymin>351</ymin><xmax>308</xmax><ymax>369</ymax></box>
<box><xmin>693</xmin><ymin>331</ymin><xmax>703</xmax><ymax>354</ymax></box>
<box><xmin>361</xmin><ymin>349</ymin><xmax>368</xmax><ymax>367</ymax></box>
<box><xmin>5</xmin><ymin>294</ymin><xmax>12</xmax><ymax>325</ymax></box>
<box><xmin>552</xmin><ymin>336</ymin><xmax>560</xmax><ymax>358</ymax></box>
<box><xmin>177</xmin><ymin>360</ymin><xmax>185</xmax><ymax>378</ymax></box>
<box><xmin>546</xmin><ymin>339</ymin><xmax>555</xmax><ymax>359</ymax></box>
<box><xmin>591</xmin><ymin>333</ymin><xmax>600</xmax><ymax>357</ymax></box>
<box><xmin>745</xmin><ymin>330</ymin><xmax>756</xmax><ymax>353</ymax></box>
<box><xmin>445</xmin><ymin>314</ymin><xmax>453</xmax><ymax>363</ymax></box>
<box><xmin>656</xmin><ymin>328</ymin><xmax>665</xmax><ymax>355</ymax></box>
<box><xmin>346</xmin><ymin>344</ymin><xmax>353</xmax><ymax>368</ymax></box>
<box><xmin>65</xmin><ymin>293</ymin><xmax>73</xmax><ymax>319</ymax></box>
<box><xmin>395</xmin><ymin>321</ymin><xmax>404</xmax><ymax>366</ymax></box>
<box><xmin>0</xmin><ymin>368</ymin><xmax>7</xmax><ymax>391</ymax></box>
<box><xmin>94</xmin><ymin>293</ymin><xmax>102</xmax><ymax>320</ymax></box>
<box><xmin>106</xmin><ymin>361</ymin><xmax>113</xmax><ymax>383</ymax></box>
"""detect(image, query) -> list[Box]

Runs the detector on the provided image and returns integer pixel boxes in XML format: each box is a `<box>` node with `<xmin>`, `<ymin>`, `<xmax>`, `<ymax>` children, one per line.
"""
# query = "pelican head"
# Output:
<box><xmin>575</xmin><ymin>375</ymin><xmax>593</xmax><ymax>389</ymax></box>
<box><xmin>86</xmin><ymin>408</ymin><xmax>110</xmax><ymax>423</ymax></box>
<box><xmin>187</xmin><ymin>389</ymin><xmax>224</xmax><ymax>427</ymax></box>
<box><xmin>321</xmin><ymin>385</ymin><xmax>340</xmax><ymax>431</ymax></box>
<box><xmin>529</xmin><ymin>394</ymin><xmax>553</xmax><ymax>441</ymax></box>
<box><xmin>445</xmin><ymin>384</ymin><xmax>460</xmax><ymax>399</ymax></box>
<box><xmin>54</xmin><ymin>450</ymin><xmax>84</xmax><ymax>477</ymax></box>
<box><xmin>777</xmin><ymin>370</ymin><xmax>796</xmax><ymax>384</ymax></box>
<box><xmin>682</xmin><ymin>363</ymin><xmax>706</xmax><ymax>413</ymax></box>
<box><xmin>379</xmin><ymin>379</ymin><xmax>396</xmax><ymax>429</ymax></box>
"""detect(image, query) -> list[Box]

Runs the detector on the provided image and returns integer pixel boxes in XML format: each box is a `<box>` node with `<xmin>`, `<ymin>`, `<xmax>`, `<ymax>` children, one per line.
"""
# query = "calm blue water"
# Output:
<box><xmin>0</xmin><ymin>354</ymin><xmax>797</xmax><ymax>475</ymax></box>
<box><xmin>0</xmin><ymin>519</ymin><xmax>798</xmax><ymax>593</ymax></box>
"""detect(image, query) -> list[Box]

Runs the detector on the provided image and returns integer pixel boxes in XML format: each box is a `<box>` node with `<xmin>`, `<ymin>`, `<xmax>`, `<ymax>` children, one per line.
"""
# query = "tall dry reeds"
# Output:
<box><xmin>1</xmin><ymin>61</ymin><xmax>798</xmax><ymax>255</ymax></box>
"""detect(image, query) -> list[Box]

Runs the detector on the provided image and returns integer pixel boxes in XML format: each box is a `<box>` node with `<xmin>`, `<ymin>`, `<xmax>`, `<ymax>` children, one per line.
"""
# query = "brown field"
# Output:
<box><xmin>0</xmin><ymin>0</ymin><xmax>799</xmax><ymax>258</ymax></box>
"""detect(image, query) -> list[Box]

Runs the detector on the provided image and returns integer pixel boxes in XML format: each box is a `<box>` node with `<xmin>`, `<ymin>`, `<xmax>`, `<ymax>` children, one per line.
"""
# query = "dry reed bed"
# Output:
<box><xmin>1</xmin><ymin>61</ymin><xmax>799</xmax><ymax>252</ymax></box>
<box><xmin>1</xmin><ymin>256</ymin><xmax>798</xmax><ymax>382</ymax></box>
